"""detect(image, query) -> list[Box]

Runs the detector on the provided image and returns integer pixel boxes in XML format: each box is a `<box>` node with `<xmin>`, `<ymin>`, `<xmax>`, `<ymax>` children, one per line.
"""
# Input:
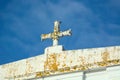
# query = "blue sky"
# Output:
<box><xmin>0</xmin><ymin>0</ymin><xmax>120</xmax><ymax>65</ymax></box>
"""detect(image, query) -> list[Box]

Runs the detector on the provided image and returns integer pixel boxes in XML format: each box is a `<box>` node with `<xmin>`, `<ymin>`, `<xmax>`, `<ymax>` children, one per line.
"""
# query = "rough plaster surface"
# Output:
<box><xmin>0</xmin><ymin>46</ymin><xmax>120</xmax><ymax>80</ymax></box>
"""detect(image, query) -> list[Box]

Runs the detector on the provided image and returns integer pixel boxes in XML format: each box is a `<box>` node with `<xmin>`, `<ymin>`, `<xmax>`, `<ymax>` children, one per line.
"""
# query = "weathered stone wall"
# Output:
<box><xmin>43</xmin><ymin>46</ymin><xmax>120</xmax><ymax>76</ymax></box>
<box><xmin>0</xmin><ymin>55</ymin><xmax>45</xmax><ymax>80</ymax></box>
<box><xmin>35</xmin><ymin>65</ymin><xmax>120</xmax><ymax>80</ymax></box>
<box><xmin>0</xmin><ymin>46</ymin><xmax>120</xmax><ymax>80</ymax></box>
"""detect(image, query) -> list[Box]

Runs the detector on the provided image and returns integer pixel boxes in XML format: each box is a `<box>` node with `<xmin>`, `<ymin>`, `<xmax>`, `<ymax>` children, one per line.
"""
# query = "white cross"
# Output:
<box><xmin>41</xmin><ymin>21</ymin><xmax>72</xmax><ymax>46</ymax></box>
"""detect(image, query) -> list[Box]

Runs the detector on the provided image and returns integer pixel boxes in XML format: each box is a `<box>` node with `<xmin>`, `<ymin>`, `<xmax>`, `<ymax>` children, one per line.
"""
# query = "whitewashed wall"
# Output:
<box><xmin>0</xmin><ymin>46</ymin><xmax>120</xmax><ymax>80</ymax></box>
<box><xmin>0</xmin><ymin>55</ymin><xmax>45</xmax><ymax>80</ymax></box>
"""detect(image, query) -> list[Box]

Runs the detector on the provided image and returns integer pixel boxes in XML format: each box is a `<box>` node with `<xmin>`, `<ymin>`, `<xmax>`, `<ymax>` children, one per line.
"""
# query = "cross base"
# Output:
<box><xmin>45</xmin><ymin>45</ymin><xmax>63</xmax><ymax>54</ymax></box>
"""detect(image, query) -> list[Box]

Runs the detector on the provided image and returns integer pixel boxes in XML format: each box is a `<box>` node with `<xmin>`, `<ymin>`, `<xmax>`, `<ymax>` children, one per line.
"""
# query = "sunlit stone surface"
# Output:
<box><xmin>0</xmin><ymin>46</ymin><xmax>120</xmax><ymax>80</ymax></box>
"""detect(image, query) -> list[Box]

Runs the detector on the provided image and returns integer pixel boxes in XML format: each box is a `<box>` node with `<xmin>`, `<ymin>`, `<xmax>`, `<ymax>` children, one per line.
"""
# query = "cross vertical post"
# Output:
<box><xmin>52</xmin><ymin>21</ymin><xmax>60</xmax><ymax>46</ymax></box>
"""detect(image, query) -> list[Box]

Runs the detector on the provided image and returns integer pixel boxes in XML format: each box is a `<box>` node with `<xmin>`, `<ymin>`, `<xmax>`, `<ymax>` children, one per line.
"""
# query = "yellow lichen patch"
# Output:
<box><xmin>111</xmin><ymin>59</ymin><xmax>120</xmax><ymax>64</ymax></box>
<box><xmin>101</xmin><ymin>52</ymin><xmax>110</xmax><ymax>66</ymax></box>
<box><xmin>58</xmin><ymin>68</ymin><xmax>64</xmax><ymax>72</ymax></box>
<box><xmin>79</xmin><ymin>56</ymin><xmax>85</xmax><ymax>66</ymax></box>
<box><xmin>102</xmin><ymin>52</ymin><xmax>109</xmax><ymax>62</ymax></box>
<box><xmin>71</xmin><ymin>65</ymin><xmax>77</xmax><ymax>70</ymax></box>
<box><xmin>44</xmin><ymin>53</ymin><xmax>58</xmax><ymax>71</ymax></box>
<box><xmin>25</xmin><ymin>60</ymin><xmax>33</xmax><ymax>75</ymax></box>
<box><xmin>97</xmin><ymin>62</ymin><xmax>106</xmax><ymax>66</ymax></box>
<box><xmin>86</xmin><ymin>63</ymin><xmax>93</xmax><ymax>68</ymax></box>
<box><xmin>62</xmin><ymin>63</ymin><xmax>66</xmax><ymax>67</ymax></box>
<box><xmin>64</xmin><ymin>67</ymin><xmax>70</xmax><ymax>72</ymax></box>
<box><xmin>36</xmin><ymin>72</ymin><xmax>42</xmax><ymax>77</ymax></box>
<box><xmin>79</xmin><ymin>65</ymin><xmax>87</xmax><ymax>70</ymax></box>
<box><xmin>43</xmin><ymin>71</ymin><xmax>50</xmax><ymax>76</ymax></box>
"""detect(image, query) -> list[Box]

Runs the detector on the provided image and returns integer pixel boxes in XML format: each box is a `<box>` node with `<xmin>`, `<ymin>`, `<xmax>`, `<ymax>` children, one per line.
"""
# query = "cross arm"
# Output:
<box><xmin>59</xmin><ymin>29</ymin><xmax>72</xmax><ymax>37</ymax></box>
<box><xmin>41</xmin><ymin>33</ymin><xmax>52</xmax><ymax>41</ymax></box>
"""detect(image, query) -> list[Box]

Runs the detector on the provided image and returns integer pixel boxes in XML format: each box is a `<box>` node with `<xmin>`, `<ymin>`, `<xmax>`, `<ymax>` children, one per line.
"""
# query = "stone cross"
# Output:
<box><xmin>41</xmin><ymin>21</ymin><xmax>72</xmax><ymax>46</ymax></box>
